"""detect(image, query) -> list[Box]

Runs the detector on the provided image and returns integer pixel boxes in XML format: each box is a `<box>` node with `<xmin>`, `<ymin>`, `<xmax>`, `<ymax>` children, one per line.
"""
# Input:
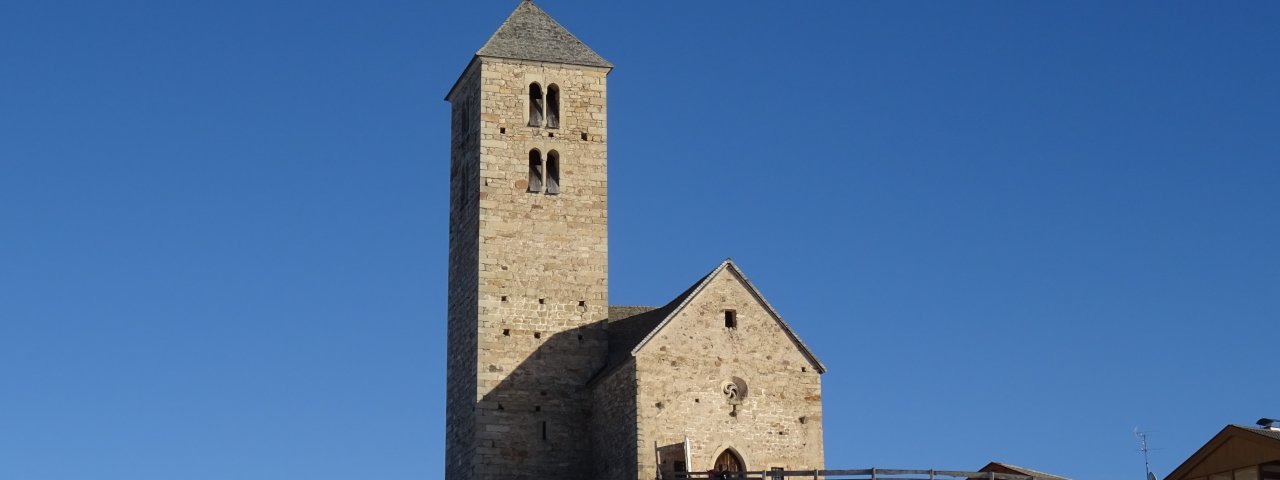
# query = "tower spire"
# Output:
<box><xmin>476</xmin><ymin>0</ymin><xmax>612</xmax><ymax>69</ymax></box>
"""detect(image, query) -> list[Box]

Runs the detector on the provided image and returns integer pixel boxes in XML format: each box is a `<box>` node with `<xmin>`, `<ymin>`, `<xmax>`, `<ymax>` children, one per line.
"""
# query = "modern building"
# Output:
<box><xmin>1166</xmin><ymin>421</ymin><xmax>1280</xmax><ymax>480</ymax></box>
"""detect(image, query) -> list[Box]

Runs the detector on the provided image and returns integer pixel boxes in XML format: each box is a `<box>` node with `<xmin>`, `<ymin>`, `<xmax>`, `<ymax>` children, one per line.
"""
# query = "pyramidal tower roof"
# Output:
<box><xmin>476</xmin><ymin>0</ymin><xmax>612</xmax><ymax>69</ymax></box>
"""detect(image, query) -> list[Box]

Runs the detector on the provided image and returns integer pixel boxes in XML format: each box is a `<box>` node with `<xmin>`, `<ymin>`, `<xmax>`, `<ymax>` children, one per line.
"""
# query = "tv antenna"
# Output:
<box><xmin>1135</xmin><ymin>427</ymin><xmax>1157</xmax><ymax>480</ymax></box>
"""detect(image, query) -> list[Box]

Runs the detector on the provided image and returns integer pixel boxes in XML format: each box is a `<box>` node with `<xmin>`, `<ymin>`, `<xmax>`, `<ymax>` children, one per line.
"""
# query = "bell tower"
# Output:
<box><xmin>444</xmin><ymin>2</ymin><xmax>612</xmax><ymax>479</ymax></box>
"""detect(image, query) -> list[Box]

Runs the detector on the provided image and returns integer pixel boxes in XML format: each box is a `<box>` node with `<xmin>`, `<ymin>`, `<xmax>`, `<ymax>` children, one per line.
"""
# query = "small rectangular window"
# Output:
<box><xmin>724</xmin><ymin>310</ymin><xmax>737</xmax><ymax>328</ymax></box>
<box><xmin>540</xmin><ymin>421</ymin><xmax>548</xmax><ymax>441</ymax></box>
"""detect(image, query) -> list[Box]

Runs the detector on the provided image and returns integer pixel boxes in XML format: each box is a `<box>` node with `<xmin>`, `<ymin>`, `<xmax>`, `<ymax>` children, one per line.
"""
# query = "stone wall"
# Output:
<box><xmin>446</xmin><ymin>60</ymin><xmax>482</xmax><ymax>480</ymax></box>
<box><xmin>633</xmin><ymin>268</ymin><xmax>824</xmax><ymax>478</ymax></box>
<box><xmin>590</xmin><ymin>362</ymin><xmax>639</xmax><ymax>480</ymax></box>
<box><xmin>452</xmin><ymin>56</ymin><xmax>611</xmax><ymax>480</ymax></box>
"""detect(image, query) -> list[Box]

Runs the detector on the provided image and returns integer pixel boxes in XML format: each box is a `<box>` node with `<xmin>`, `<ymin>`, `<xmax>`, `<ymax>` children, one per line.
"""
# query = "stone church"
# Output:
<box><xmin>445</xmin><ymin>2</ymin><xmax>825</xmax><ymax>479</ymax></box>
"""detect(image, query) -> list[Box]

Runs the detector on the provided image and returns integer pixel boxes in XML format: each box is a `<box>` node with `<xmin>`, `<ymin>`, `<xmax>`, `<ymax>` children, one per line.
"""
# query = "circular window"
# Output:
<box><xmin>721</xmin><ymin>377</ymin><xmax>747</xmax><ymax>405</ymax></box>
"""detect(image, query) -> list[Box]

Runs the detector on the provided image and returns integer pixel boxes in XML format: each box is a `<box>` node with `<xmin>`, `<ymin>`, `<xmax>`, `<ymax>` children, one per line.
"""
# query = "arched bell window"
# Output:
<box><xmin>546</xmin><ymin>84</ymin><xmax>560</xmax><ymax>129</ymax></box>
<box><xmin>527</xmin><ymin>149</ymin><xmax>543</xmax><ymax>193</ymax></box>
<box><xmin>528</xmin><ymin>83</ymin><xmax>544</xmax><ymax>127</ymax></box>
<box><xmin>545</xmin><ymin>150</ymin><xmax>560</xmax><ymax>195</ymax></box>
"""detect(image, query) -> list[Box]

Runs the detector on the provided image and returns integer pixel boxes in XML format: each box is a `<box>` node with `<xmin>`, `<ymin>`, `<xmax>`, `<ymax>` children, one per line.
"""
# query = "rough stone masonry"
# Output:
<box><xmin>445</xmin><ymin>3</ymin><xmax>824</xmax><ymax>480</ymax></box>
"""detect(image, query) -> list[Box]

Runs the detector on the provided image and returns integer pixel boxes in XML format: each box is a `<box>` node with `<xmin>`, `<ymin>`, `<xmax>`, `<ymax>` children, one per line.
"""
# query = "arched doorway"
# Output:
<box><xmin>714</xmin><ymin>448</ymin><xmax>745</xmax><ymax>473</ymax></box>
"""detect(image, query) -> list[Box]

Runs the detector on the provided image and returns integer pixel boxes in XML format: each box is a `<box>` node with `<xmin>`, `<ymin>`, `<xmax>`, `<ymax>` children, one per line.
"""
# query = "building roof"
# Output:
<box><xmin>1165</xmin><ymin>425</ymin><xmax>1280</xmax><ymax>480</ymax></box>
<box><xmin>604</xmin><ymin>274</ymin><xmax>706</xmax><ymax>371</ymax></box>
<box><xmin>979</xmin><ymin>462</ymin><xmax>1071</xmax><ymax>480</ymax></box>
<box><xmin>476</xmin><ymin>0</ymin><xmax>612</xmax><ymax>69</ymax></box>
<box><xmin>627</xmin><ymin>259</ymin><xmax>826</xmax><ymax>373</ymax></box>
<box><xmin>1245</xmin><ymin>426</ymin><xmax>1280</xmax><ymax>442</ymax></box>
<box><xmin>592</xmin><ymin>259</ymin><xmax>825</xmax><ymax>386</ymax></box>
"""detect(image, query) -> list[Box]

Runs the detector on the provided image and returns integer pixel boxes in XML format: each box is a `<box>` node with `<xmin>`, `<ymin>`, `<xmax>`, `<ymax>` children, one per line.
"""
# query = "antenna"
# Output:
<box><xmin>1135</xmin><ymin>427</ymin><xmax>1156</xmax><ymax>480</ymax></box>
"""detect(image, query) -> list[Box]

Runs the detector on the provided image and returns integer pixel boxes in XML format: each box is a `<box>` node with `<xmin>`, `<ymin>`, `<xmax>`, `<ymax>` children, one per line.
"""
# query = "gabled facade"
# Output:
<box><xmin>1166</xmin><ymin>426</ymin><xmax>1280</xmax><ymax>480</ymax></box>
<box><xmin>445</xmin><ymin>3</ymin><xmax>823</xmax><ymax>480</ymax></box>
<box><xmin>591</xmin><ymin>260</ymin><xmax>825</xmax><ymax>480</ymax></box>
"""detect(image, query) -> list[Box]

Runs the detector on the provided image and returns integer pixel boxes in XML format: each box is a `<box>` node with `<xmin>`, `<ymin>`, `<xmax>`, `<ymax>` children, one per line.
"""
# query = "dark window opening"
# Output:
<box><xmin>577</xmin><ymin>334</ymin><xmax>584</xmax><ymax>341</ymax></box>
<box><xmin>533</xmin><ymin>332</ymin><xmax>541</xmax><ymax>339</ymax></box>
<box><xmin>581</xmin><ymin>132</ymin><xmax>588</xmax><ymax>141</ymax></box>
<box><xmin>534</xmin><ymin>405</ymin><xmax>541</xmax><ymax>411</ymax></box>
<box><xmin>540</xmin><ymin>421</ymin><xmax>548</xmax><ymax>441</ymax></box>
<box><xmin>528</xmin><ymin>83</ymin><xmax>544</xmax><ymax>127</ymax></box>
<box><xmin>548</xmin><ymin>132</ymin><xmax>554</xmax><ymax>138</ymax></box>
<box><xmin>527</xmin><ymin>150</ymin><xmax>543</xmax><ymax>193</ymax></box>
<box><xmin>502</xmin><ymin>329</ymin><xmax>510</xmax><ymax>336</ymax></box>
<box><xmin>724</xmin><ymin>310</ymin><xmax>737</xmax><ymax>328</ymax></box>
<box><xmin>546</xmin><ymin>84</ymin><xmax>560</xmax><ymax>128</ymax></box>
<box><xmin>538</xmin><ymin>298</ymin><xmax>545</xmax><ymax>304</ymax></box>
<box><xmin>500</xmin><ymin>127</ymin><xmax>506</xmax><ymax>134</ymax></box>
<box><xmin>578</xmin><ymin>300</ymin><xmax>586</xmax><ymax>307</ymax></box>
<box><xmin>500</xmin><ymin>295</ymin><xmax>508</xmax><ymax>302</ymax></box>
<box><xmin>801</xmin><ymin>366</ymin><xmax>807</xmax><ymax>372</ymax></box>
<box><xmin>545</xmin><ymin>151</ymin><xmax>560</xmax><ymax>195</ymax></box>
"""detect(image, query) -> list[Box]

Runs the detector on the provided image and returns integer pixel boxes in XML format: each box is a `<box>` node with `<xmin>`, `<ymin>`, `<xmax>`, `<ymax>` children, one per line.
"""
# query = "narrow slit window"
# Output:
<box><xmin>540</xmin><ymin>421</ymin><xmax>548</xmax><ymax>441</ymax></box>
<box><xmin>546</xmin><ymin>84</ymin><xmax>560</xmax><ymax>128</ymax></box>
<box><xmin>528</xmin><ymin>83</ymin><xmax>544</xmax><ymax>127</ymax></box>
<box><xmin>724</xmin><ymin>310</ymin><xmax>737</xmax><ymax>328</ymax></box>
<box><xmin>545</xmin><ymin>151</ymin><xmax>560</xmax><ymax>195</ymax></box>
<box><xmin>527</xmin><ymin>149</ymin><xmax>543</xmax><ymax>193</ymax></box>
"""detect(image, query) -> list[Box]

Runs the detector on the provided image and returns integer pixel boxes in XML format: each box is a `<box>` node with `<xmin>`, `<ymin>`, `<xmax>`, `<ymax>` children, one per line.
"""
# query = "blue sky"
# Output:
<box><xmin>2</xmin><ymin>1</ymin><xmax>1278</xmax><ymax>479</ymax></box>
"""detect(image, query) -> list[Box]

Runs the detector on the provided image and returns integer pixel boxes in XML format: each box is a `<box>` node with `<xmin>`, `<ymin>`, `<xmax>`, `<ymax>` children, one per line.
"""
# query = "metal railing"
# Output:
<box><xmin>676</xmin><ymin>468</ymin><xmax>1054</xmax><ymax>480</ymax></box>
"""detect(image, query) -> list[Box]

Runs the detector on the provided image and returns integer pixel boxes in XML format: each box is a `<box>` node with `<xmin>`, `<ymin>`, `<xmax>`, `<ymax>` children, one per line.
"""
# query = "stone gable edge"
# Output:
<box><xmin>628</xmin><ymin>259</ymin><xmax>827</xmax><ymax>374</ymax></box>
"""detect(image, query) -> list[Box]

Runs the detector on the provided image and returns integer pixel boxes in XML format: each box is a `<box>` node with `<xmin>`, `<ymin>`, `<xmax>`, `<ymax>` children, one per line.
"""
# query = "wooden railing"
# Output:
<box><xmin>676</xmin><ymin>468</ymin><xmax>1053</xmax><ymax>480</ymax></box>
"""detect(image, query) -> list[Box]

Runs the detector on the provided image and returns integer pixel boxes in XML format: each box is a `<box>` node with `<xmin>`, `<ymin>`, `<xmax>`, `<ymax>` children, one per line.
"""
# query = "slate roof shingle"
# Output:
<box><xmin>1239</xmin><ymin>425</ymin><xmax>1280</xmax><ymax>441</ymax></box>
<box><xmin>476</xmin><ymin>0</ymin><xmax>612</xmax><ymax>69</ymax></box>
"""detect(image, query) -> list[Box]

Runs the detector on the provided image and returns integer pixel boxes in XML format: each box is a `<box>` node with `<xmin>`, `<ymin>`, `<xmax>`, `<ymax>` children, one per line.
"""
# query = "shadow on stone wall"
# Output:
<box><xmin>472</xmin><ymin>321</ymin><xmax>608</xmax><ymax>480</ymax></box>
